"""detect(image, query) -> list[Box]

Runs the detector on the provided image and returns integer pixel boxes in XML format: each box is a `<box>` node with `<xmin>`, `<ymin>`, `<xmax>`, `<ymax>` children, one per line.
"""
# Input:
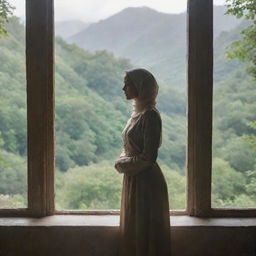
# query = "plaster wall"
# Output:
<box><xmin>0</xmin><ymin>216</ymin><xmax>255</xmax><ymax>256</ymax></box>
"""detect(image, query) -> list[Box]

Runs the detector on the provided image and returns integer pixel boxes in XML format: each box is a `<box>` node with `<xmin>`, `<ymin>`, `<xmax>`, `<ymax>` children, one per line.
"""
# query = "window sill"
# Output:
<box><xmin>0</xmin><ymin>215</ymin><xmax>255</xmax><ymax>227</ymax></box>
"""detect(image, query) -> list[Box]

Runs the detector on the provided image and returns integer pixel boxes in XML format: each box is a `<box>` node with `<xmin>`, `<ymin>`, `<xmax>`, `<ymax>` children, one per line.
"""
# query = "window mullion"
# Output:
<box><xmin>187</xmin><ymin>0</ymin><xmax>213</xmax><ymax>217</ymax></box>
<box><xmin>26</xmin><ymin>0</ymin><xmax>55</xmax><ymax>216</ymax></box>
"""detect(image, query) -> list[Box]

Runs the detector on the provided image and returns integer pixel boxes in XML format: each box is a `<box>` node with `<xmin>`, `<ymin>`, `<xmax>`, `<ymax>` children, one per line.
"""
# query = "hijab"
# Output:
<box><xmin>124</xmin><ymin>68</ymin><xmax>159</xmax><ymax>118</ymax></box>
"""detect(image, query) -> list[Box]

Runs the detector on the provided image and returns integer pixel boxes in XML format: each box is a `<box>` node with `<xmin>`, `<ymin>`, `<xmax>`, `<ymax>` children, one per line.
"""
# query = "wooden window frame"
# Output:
<box><xmin>0</xmin><ymin>0</ymin><xmax>255</xmax><ymax>217</ymax></box>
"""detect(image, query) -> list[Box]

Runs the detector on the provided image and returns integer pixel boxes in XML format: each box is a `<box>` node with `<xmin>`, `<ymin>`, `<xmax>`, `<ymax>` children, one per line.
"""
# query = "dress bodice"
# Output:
<box><xmin>115</xmin><ymin>107</ymin><xmax>162</xmax><ymax>176</ymax></box>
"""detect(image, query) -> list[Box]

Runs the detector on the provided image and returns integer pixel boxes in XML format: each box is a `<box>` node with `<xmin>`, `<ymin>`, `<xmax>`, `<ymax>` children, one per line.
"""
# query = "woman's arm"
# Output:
<box><xmin>115</xmin><ymin>109</ymin><xmax>161</xmax><ymax>175</ymax></box>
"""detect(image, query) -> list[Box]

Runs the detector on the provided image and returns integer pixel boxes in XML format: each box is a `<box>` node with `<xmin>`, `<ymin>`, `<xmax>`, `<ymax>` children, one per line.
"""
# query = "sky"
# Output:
<box><xmin>9</xmin><ymin>0</ymin><xmax>226</xmax><ymax>23</ymax></box>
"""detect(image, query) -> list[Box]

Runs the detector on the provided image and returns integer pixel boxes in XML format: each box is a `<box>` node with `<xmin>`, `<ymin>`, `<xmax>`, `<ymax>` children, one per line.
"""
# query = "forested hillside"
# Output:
<box><xmin>0</xmin><ymin>12</ymin><xmax>255</xmax><ymax>210</ymax></box>
<box><xmin>68</xmin><ymin>6</ymin><xmax>241</xmax><ymax>87</ymax></box>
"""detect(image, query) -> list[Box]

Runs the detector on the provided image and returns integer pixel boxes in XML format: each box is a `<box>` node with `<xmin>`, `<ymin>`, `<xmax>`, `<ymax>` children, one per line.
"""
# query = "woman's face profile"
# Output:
<box><xmin>122</xmin><ymin>74</ymin><xmax>138</xmax><ymax>100</ymax></box>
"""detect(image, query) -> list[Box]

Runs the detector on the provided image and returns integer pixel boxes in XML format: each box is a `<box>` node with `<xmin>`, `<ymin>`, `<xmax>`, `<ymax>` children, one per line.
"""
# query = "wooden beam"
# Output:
<box><xmin>26</xmin><ymin>0</ymin><xmax>55</xmax><ymax>216</ymax></box>
<box><xmin>211</xmin><ymin>208</ymin><xmax>256</xmax><ymax>217</ymax></box>
<box><xmin>187</xmin><ymin>0</ymin><xmax>213</xmax><ymax>216</ymax></box>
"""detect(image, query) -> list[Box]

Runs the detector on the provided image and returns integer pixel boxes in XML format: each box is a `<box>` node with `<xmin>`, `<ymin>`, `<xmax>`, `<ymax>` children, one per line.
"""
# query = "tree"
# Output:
<box><xmin>225</xmin><ymin>0</ymin><xmax>256</xmax><ymax>79</ymax></box>
<box><xmin>0</xmin><ymin>0</ymin><xmax>15</xmax><ymax>173</ymax></box>
<box><xmin>243</xmin><ymin>121</ymin><xmax>256</xmax><ymax>204</ymax></box>
<box><xmin>0</xmin><ymin>0</ymin><xmax>14</xmax><ymax>36</ymax></box>
<box><xmin>211</xmin><ymin>158</ymin><xmax>249</xmax><ymax>207</ymax></box>
<box><xmin>243</xmin><ymin>121</ymin><xmax>256</xmax><ymax>152</ymax></box>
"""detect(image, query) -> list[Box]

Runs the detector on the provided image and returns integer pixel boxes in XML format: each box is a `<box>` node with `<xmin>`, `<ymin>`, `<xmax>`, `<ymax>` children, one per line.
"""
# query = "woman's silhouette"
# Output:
<box><xmin>115</xmin><ymin>68</ymin><xmax>171</xmax><ymax>256</ymax></box>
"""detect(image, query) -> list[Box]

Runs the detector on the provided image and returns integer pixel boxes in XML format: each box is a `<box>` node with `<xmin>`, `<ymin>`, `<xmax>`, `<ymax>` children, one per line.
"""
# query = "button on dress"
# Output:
<box><xmin>115</xmin><ymin>107</ymin><xmax>171</xmax><ymax>256</ymax></box>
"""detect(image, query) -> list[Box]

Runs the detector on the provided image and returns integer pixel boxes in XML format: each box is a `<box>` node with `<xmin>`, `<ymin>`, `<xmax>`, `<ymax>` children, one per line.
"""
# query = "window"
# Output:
<box><xmin>53</xmin><ymin>0</ymin><xmax>187</xmax><ymax>212</ymax></box>
<box><xmin>1</xmin><ymin>0</ymin><xmax>255</xmax><ymax>217</ymax></box>
<box><xmin>0</xmin><ymin>0</ymin><xmax>27</xmax><ymax>209</ymax></box>
<box><xmin>211</xmin><ymin>0</ymin><xmax>256</xmax><ymax>210</ymax></box>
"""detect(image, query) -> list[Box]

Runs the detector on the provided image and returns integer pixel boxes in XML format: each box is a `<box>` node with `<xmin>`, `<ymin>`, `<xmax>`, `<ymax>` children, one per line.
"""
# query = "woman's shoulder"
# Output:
<box><xmin>142</xmin><ymin>107</ymin><xmax>161</xmax><ymax>121</ymax></box>
<box><xmin>142</xmin><ymin>107</ymin><xmax>160</xmax><ymax>116</ymax></box>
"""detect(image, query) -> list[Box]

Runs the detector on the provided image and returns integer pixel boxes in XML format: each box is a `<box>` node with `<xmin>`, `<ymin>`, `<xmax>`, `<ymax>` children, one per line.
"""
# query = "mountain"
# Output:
<box><xmin>68</xmin><ymin>5</ymin><xmax>241</xmax><ymax>87</ymax></box>
<box><xmin>0</xmin><ymin>17</ymin><xmax>187</xmax><ymax>173</ymax></box>
<box><xmin>0</xmin><ymin>17</ymin><xmax>131</xmax><ymax>171</ymax></box>
<box><xmin>55</xmin><ymin>20</ymin><xmax>90</xmax><ymax>39</ymax></box>
<box><xmin>0</xmin><ymin>16</ymin><xmax>255</xmax><ymax>209</ymax></box>
<box><xmin>68</xmin><ymin>7</ymin><xmax>171</xmax><ymax>55</ymax></box>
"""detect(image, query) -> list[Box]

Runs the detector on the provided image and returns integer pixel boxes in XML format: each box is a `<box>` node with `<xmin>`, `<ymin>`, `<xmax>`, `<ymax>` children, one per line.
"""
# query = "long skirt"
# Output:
<box><xmin>118</xmin><ymin>162</ymin><xmax>171</xmax><ymax>256</ymax></box>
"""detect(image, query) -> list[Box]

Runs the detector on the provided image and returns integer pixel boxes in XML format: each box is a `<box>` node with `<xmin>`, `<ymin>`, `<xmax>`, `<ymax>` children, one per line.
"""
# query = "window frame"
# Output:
<box><xmin>0</xmin><ymin>0</ymin><xmax>255</xmax><ymax>217</ymax></box>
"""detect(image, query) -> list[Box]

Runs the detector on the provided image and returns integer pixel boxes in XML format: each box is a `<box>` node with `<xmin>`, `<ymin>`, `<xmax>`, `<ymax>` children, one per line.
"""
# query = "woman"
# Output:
<box><xmin>114</xmin><ymin>68</ymin><xmax>171</xmax><ymax>256</ymax></box>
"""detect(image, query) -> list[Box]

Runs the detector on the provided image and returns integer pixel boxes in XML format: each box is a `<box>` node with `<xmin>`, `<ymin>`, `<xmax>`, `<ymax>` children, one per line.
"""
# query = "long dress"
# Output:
<box><xmin>114</xmin><ymin>107</ymin><xmax>171</xmax><ymax>256</ymax></box>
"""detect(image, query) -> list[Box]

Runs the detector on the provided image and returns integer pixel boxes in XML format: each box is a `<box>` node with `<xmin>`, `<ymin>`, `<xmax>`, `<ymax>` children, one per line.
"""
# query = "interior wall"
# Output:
<box><xmin>0</xmin><ymin>226</ymin><xmax>255</xmax><ymax>256</ymax></box>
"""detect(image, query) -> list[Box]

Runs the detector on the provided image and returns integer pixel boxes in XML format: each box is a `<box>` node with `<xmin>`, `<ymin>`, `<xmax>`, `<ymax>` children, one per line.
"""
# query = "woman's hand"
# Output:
<box><xmin>114</xmin><ymin>158</ymin><xmax>123</xmax><ymax>173</ymax></box>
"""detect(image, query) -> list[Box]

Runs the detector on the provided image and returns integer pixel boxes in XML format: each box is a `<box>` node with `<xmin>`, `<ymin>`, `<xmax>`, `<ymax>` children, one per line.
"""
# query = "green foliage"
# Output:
<box><xmin>215</xmin><ymin>194</ymin><xmax>255</xmax><ymax>208</ymax></box>
<box><xmin>0</xmin><ymin>102</ymin><xmax>27</xmax><ymax>155</ymax></box>
<box><xmin>55</xmin><ymin>37</ymin><xmax>133</xmax><ymax>100</ymax></box>
<box><xmin>55</xmin><ymin>91</ymin><xmax>126</xmax><ymax>171</ymax></box>
<box><xmin>0</xmin><ymin>193</ymin><xmax>26</xmax><ymax>208</ymax></box>
<box><xmin>222</xmin><ymin>137</ymin><xmax>255</xmax><ymax>172</ymax></box>
<box><xmin>0</xmin><ymin>15</ymin><xmax>255</xmax><ymax>209</ymax></box>
<box><xmin>56</xmin><ymin>161</ymin><xmax>123</xmax><ymax>209</ymax></box>
<box><xmin>212</xmin><ymin>158</ymin><xmax>246</xmax><ymax>204</ymax></box>
<box><xmin>212</xmin><ymin>72</ymin><xmax>256</xmax><ymax>175</ymax></box>
<box><xmin>161</xmin><ymin>165</ymin><xmax>186</xmax><ymax>209</ymax></box>
<box><xmin>225</xmin><ymin>0</ymin><xmax>256</xmax><ymax>19</ymax></box>
<box><xmin>159</xmin><ymin>114</ymin><xmax>186</xmax><ymax>174</ymax></box>
<box><xmin>55</xmin><ymin>161</ymin><xmax>186</xmax><ymax>210</ymax></box>
<box><xmin>243</xmin><ymin>121</ymin><xmax>256</xmax><ymax>152</ymax></box>
<box><xmin>212</xmin><ymin>157</ymin><xmax>256</xmax><ymax>207</ymax></box>
<box><xmin>0</xmin><ymin>149</ymin><xmax>27</xmax><ymax>197</ymax></box>
<box><xmin>245</xmin><ymin>170</ymin><xmax>256</xmax><ymax>200</ymax></box>
<box><xmin>0</xmin><ymin>134</ymin><xmax>7</xmax><ymax>168</ymax></box>
<box><xmin>225</xmin><ymin>0</ymin><xmax>256</xmax><ymax>79</ymax></box>
<box><xmin>0</xmin><ymin>0</ymin><xmax>14</xmax><ymax>36</ymax></box>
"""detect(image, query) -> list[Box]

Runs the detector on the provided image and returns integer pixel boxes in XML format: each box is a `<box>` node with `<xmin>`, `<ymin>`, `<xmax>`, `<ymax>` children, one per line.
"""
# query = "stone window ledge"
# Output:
<box><xmin>0</xmin><ymin>215</ymin><xmax>255</xmax><ymax>227</ymax></box>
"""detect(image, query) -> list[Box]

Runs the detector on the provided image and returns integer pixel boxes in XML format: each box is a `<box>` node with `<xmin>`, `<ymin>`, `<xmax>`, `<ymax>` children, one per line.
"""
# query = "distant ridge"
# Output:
<box><xmin>67</xmin><ymin>5</ymin><xmax>242</xmax><ymax>87</ymax></box>
<box><xmin>55</xmin><ymin>20</ymin><xmax>90</xmax><ymax>39</ymax></box>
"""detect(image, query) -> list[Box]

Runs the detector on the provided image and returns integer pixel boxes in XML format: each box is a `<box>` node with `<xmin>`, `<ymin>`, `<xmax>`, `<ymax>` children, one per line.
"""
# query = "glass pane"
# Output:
<box><xmin>0</xmin><ymin>0</ymin><xmax>27</xmax><ymax>208</ymax></box>
<box><xmin>212</xmin><ymin>1</ymin><xmax>256</xmax><ymax>208</ymax></box>
<box><xmin>54</xmin><ymin>0</ymin><xmax>187</xmax><ymax>210</ymax></box>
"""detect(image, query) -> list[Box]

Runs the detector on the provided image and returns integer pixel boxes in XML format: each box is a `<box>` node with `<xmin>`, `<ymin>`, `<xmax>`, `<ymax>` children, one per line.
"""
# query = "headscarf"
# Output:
<box><xmin>124</xmin><ymin>68</ymin><xmax>159</xmax><ymax>118</ymax></box>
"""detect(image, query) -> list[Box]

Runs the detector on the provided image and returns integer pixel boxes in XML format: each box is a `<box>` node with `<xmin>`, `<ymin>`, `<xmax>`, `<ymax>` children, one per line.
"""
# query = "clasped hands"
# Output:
<box><xmin>114</xmin><ymin>156</ymin><xmax>127</xmax><ymax>173</ymax></box>
<box><xmin>115</xmin><ymin>157</ymin><xmax>122</xmax><ymax>173</ymax></box>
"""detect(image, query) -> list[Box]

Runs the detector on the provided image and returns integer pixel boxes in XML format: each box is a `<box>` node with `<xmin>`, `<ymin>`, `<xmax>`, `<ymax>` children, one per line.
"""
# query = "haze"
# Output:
<box><xmin>9</xmin><ymin>0</ymin><xmax>225</xmax><ymax>23</ymax></box>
